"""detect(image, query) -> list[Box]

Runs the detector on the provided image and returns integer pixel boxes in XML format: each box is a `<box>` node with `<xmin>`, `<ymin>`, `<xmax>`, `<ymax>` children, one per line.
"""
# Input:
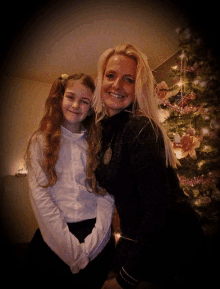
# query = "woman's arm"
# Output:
<box><xmin>117</xmin><ymin>118</ymin><xmax>169</xmax><ymax>287</ymax></box>
<box><xmin>83</xmin><ymin>191</ymin><xmax>115</xmax><ymax>261</ymax></box>
<box><xmin>27</xmin><ymin>134</ymin><xmax>89</xmax><ymax>273</ymax></box>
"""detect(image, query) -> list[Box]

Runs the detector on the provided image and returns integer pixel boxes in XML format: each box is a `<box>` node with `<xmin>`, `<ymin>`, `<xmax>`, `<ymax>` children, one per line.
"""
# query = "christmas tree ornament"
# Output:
<box><xmin>155</xmin><ymin>81</ymin><xmax>169</xmax><ymax>99</ymax></box>
<box><xmin>210</xmin><ymin>119</ymin><xmax>220</xmax><ymax>130</ymax></box>
<box><xmin>194</xmin><ymin>196</ymin><xmax>211</xmax><ymax>207</ymax></box>
<box><xmin>192</xmin><ymin>188</ymin><xmax>200</xmax><ymax>198</ymax></box>
<box><xmin>178</xmin><ymin>92</ymin><xmax>196</xmax><ymax>108</ymax></box>
<box><xmin>174</xmin><ymin>133</ymin><xmax>181</xmax><ymax>143</ymax></box>
<box><xmin>175</xmin><ymin>93</ymin><xmax>182</xmax><ymax>105</ymax></box>
<box><xmin>173</xmin><ymin>135</ymin><xmax>201</xmax><ymax>159</ymax></box>
<box><xmin>202</xmin><ymin>127</ymin><xmax>209</xmax><ymax>136</ymax></box>
<box><xmin>187</xmin><ymin>126</ymin><xmax>196</xmax><ymax>136</ymax></box>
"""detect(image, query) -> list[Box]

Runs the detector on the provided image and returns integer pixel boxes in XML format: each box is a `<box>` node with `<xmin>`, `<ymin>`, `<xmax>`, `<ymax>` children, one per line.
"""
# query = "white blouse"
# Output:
<box><xmin>27</xmin><ymin>126</ymin><xmax>114</xmax><ymax>274</ymax></box>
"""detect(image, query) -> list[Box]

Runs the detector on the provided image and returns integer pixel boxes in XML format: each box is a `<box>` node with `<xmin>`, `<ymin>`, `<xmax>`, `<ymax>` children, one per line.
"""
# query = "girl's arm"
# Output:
<box><xmin>83</xmin><ymin>191</ymin><xmax>115</xmax><ymax>261</ymax></box>
<box><xmin>27</xmin><ymin>134</ymin><xmax>89</xmax><ymax>274</ymax></box>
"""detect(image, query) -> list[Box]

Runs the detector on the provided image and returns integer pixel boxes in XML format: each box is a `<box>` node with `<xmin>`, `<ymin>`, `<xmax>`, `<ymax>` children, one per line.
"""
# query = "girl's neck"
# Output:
<box><xmin>62</xmin><ymin>120</ymin><xmax>82</xmax><ymax>133</ymax></box>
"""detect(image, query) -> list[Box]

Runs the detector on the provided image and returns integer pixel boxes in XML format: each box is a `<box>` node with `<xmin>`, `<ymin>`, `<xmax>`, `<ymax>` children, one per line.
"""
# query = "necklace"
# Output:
<box><xmin>103</xmin><ymin>133</ymin><xmax>115</xmax><ymax>165</ymax></box>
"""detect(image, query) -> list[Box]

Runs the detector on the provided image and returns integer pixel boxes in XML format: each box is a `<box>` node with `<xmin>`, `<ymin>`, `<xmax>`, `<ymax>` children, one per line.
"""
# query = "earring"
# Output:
<box><xmin>101</xmin><ymin>100</ymin><xmax>108</xmax><ymax>116</ymax></box>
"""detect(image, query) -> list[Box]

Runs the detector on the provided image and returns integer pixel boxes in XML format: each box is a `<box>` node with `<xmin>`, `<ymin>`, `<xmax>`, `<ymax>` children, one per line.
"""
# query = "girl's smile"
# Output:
<box><xmin>62</xmin><ymin>80</ymin><xmax>93</xmax><ymax>133</ymax></box>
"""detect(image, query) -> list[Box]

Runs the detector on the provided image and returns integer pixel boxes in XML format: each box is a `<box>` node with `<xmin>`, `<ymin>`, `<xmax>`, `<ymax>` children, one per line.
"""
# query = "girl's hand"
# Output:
<box><xmin>101</xmin><ymin>278</ymin><xmax>123</xmax><ymax>289</ymax></box>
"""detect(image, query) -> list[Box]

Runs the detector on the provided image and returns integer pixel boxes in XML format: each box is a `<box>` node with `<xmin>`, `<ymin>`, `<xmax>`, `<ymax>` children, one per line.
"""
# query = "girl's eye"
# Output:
<box><xmin>67</xmin><ymin>96</ymin><xmax>74</xmax><ymax>100</ymax></box>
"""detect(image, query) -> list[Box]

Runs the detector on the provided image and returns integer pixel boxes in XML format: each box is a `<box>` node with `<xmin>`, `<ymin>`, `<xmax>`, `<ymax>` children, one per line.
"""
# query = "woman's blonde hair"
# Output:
<box><xmin>92</xmin><ymin>43</ymin><xmax>179</xmax><ymax>168</ymax></box>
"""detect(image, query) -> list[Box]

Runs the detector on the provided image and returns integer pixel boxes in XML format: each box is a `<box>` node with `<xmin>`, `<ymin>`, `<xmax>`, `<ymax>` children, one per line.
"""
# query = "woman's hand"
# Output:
<box><xmin>101</xmin><ymin>278</ymin><xmax>123</xmax><ymax>289</ymax></box>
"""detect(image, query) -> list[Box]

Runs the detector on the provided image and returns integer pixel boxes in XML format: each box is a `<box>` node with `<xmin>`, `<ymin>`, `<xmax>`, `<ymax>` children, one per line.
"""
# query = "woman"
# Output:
<box><xmin>90</xmin><ymin>44</ymin><xmax>206</xmax><ymax>288</ymax></box>
<box><xmin>25</xmin><ymin>73</ymin><xmax>115</xmax><ymax>288</ymax></box>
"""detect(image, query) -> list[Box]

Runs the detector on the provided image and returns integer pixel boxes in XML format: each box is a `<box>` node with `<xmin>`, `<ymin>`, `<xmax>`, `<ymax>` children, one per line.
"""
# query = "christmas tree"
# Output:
<box><xmin>156</xmin><ymin>27</ymin><xmax>220</xmax><ymax>236</ymax></box>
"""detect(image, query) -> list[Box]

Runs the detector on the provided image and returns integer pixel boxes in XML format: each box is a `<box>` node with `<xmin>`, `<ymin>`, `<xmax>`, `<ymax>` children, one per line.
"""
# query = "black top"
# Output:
<box><xmin>95</xmin><ymin>107</ymin><xmax>203</xmax><ymax>287</ymax></box>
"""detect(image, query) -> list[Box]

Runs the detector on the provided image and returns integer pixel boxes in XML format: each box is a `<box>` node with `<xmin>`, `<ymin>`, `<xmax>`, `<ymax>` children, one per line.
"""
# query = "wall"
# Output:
<box><xmin>153</xmin><ymin>51</ymin><xmax>180</xmax><ymax>86</ymax></box>
<box><xmin>1</xmin><ymin>176</ymin><xmax>38</xmax><ymax>243</ymax></box>
<box><xmin>0</xmin><ymin>77</ymin><xmax>51</xmax><ymax>243</ymax></box>
<box><xmin>0</xmin><ymin>77</ymin><xmax>51</xmax><ymax>178</ymax></box>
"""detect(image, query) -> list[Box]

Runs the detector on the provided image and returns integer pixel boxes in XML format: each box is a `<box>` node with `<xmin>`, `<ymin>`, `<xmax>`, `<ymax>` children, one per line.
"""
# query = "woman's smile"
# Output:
<box><xmin>101</xmin><ymin>54</ymin><xmax>136</xmax><ymax>116</ymax></box>
<box><xmin>108</xmin><ymin>91</ymin><xmax>127</xmax><ymax>99</ymax></box>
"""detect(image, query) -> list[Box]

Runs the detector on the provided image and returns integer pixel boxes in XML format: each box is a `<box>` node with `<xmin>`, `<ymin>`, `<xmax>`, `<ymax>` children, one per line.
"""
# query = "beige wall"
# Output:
<box><xmin>1</xmin><ymin>176</ymin><xmax>38</xmax><ymax>243</ymax></box>
<box><xmin>0</xmin><ymin>77</ymin><xmax>51</xmax><ymax>177</ymax></box>
<box><xmin>0</xmin><ymin>77</ymin><xmax>51</xmax><ymax>243</ymax></box>
<box><xmin>154</xmin><ymin>51</ymin><xmax>180</xmax><ymax>86</ymax></box>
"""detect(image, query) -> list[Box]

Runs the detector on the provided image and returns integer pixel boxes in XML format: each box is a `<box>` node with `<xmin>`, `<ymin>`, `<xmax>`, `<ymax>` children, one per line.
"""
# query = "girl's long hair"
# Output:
<box><xmin>92</xmin><ymin>43</ymin><xmax>179</xmax><ymax>168</ymax></box>
<box><xmin>25</xmin><ymin>73</ymin><xmax>102</xmax><ymax>193</ymax></box>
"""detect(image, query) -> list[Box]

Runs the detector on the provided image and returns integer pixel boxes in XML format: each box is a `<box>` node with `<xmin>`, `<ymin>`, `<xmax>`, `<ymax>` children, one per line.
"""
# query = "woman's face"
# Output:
<box><xmin>101</xmin><ymin>54</ymin><xmax>136</xmax><ymax>117</ymax></box>
<box><xmin>62</xmin><ymin>80</ymin><xmax>93</xmax><ymax>133</ymax></box>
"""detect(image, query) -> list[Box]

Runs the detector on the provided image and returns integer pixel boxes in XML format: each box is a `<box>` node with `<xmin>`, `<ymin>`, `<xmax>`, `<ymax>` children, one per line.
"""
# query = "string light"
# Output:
<box><xmin>203</xmin><ymin>145</ymin><xmax>212</xmax><ymax>152</ymax></box>
<box><xmin>202</xmin><ymin>128</ymin><xmax>209</xmax><ymax>135</ymax></box>
<box><xmin>193</xmin><ymin>79</ymin><xmax>200</xmax><ymax>85</ymax></box>
<box><xmin>198</xmin><ymin>160</ymin><xmax>205</xmax><ymax>169</ymax></box>
<box><xmin>177</xmin><ymin>81</ymin><xmax>184</xmax><ymax>87</ymax></box>
<box><xmin>180</xmin><ymin>52</ymin><xmax>186</xmax><ymax>59</ymax></box>
<box><xmin>114</xmin><ymin>232</ymin><xmax>137</xmax><ymax>243</ymax></box>
<box><xmin>114</xmin><ymin>233</ymin><xmax>121</xmax><ymax>244</ymax></box>
<box><xmin>200</xmin><ymin>81</ymin><xmax>207</xmax><ymax>88</ymax></box>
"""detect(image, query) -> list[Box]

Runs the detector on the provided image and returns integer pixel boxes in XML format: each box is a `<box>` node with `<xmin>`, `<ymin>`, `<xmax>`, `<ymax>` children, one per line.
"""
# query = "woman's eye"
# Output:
<box><xmin>81</xmin><ymin>100</ymin><xmax>90</xmax><ymax>105</ymax></box>
<box><xmin>106</xmin><ymin>74</ymin><xmax>114</xmax><ymax>79</ymax></box>
<box><xmin>126</xmin><ymin>77</ymin><xmax>135</xmax><ymax>83</ymax></box>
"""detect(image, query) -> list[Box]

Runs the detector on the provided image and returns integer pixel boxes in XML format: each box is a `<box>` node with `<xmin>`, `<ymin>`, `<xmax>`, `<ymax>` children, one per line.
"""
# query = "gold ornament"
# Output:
<box><xmin>103</xmin><ymin>133</ymin><xmax>115</xmax><ymax>165</ymax></box>
<box><xmin>103</xmin><ymin>147</ymin><xmax>113</xmax><ymax>165</ymax></box>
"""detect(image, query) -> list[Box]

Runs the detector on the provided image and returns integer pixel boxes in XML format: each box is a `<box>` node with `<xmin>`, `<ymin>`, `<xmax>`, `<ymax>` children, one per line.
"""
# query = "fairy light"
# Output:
<box><xmin>114</xmin><ymin>232</ymin><xmax>137</xmax><ymax>243</ymax></box>
<box><xmin>203</xmin><ymin>115</ymin><xmax>210</xmax><ymax>120</ymax></box>
<box><xmin>172</xmin><ymin>65</ymin><xmax>178</xmax><ymax>70</ymax></box>
<box><xmin>174</xmin><ymin>150</ymin><xmax>182</xmax><ymax>160</ymax></box>
<box><xmin>180</xmin><ymin>52</ymin><xmax>186</xmax><ymax>59</ymax></box>
<box><xmin>200</xmin><ymin>81</ymin><xmax>207</xmax><ymax>88</ymax></box>
<box><xmin>203</xmin><ymin>145</ymin><xmax>212</xmax><ymax>152</ymax></box>
<box><xmin>198</xmin><ymin>160</ymin><xmax>205</xmax><ymax>169</ymax></box>
<box><xmin>193</xmin><ymin>79</ymin><xmax>200</xmax><ymax>85</ymax></box>
<box><xmin>114</xmin><ymin>232</ymin><xmax>121</xmax><ymax>244</ymax></box>
<box><xmin>177</xmin><ymin>81</ymin><xmax>184</xmax><ymax>87</ymax></box>
<box><xmin>202</xmin><ymin>128</ymin><xmax>209</xmax><ymax>135</ymax></box>
<box><xmin>180</xmin><ymin>51</ymin><xmax>186</xmax><ymax>94</ymax></box>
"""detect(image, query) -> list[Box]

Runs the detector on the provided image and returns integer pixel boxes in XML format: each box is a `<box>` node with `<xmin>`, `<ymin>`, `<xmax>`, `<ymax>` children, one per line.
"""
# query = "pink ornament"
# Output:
<box><xmin>187</xmin><ymin>127</ymin><xmax>196</xmax><ymax>136</ymax></box>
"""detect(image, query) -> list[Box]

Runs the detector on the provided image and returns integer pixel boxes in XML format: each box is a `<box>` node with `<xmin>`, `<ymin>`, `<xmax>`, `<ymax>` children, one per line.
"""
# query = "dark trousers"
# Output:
<box><xmin>26</xmin><ymin>218</ymin><xmax>115</xmax><ymax>289</ymax></box>
<box><xmin>112</xmin><ymin>208</ymin><xmax>207</xmax><ymax>288</ymax></box>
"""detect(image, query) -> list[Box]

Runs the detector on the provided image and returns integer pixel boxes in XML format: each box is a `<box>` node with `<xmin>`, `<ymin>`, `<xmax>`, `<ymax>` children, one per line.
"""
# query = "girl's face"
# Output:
<box><xmin>62</xmin><ymin>80</ymin><xmax>93</xmax><ymax>133</ymax></box>
<box><xmin>101</xmin><ymin>54</ymin><xmax>136</xmax><ymax>117</ymax></box>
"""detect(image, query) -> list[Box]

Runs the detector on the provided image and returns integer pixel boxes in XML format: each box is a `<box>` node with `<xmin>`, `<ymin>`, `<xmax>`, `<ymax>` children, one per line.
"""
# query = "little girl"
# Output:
<box><xmin>25</xmin><ymin>73</ymin><xmax>115</xmax><ymax>288</ymax></box>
